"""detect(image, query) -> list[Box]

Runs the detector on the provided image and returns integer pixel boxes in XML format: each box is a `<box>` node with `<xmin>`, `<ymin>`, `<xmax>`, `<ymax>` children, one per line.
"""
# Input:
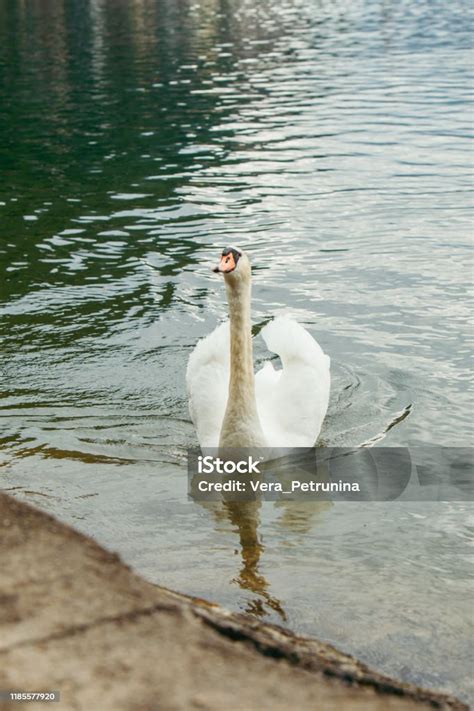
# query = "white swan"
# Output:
<box><xmin>186</xmin><ymin>247</ymin><xmax>330</xmax><ymax>450</ymax></box>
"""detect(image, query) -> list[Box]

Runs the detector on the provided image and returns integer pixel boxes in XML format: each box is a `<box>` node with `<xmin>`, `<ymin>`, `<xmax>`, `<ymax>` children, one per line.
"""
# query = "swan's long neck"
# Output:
<box><xmin>219</xmin><ymin>278</ymin><xmax>266</xmax><ymax>448</ymax></box>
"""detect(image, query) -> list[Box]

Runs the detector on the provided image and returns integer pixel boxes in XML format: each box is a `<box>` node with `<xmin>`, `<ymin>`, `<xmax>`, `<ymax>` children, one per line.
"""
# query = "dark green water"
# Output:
<box><xmin>1</xmin><ymin>0</ymin><xmax>473</xmax><ymax>703</ymax></box>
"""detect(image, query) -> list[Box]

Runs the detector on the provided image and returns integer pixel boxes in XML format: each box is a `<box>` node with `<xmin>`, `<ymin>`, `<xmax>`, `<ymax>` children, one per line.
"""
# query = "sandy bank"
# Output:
<box><xmin>0</xmin><ymin>493</ymin><xmax>467</xmax><ymax>711</ymax></box>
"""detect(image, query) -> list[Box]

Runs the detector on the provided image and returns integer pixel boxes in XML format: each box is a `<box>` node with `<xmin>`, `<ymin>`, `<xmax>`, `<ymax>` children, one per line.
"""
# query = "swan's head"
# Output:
<box><xmin>212</xmin><ymin>246</ymin><xmax>251</xmax><ymax>284</ymax></box>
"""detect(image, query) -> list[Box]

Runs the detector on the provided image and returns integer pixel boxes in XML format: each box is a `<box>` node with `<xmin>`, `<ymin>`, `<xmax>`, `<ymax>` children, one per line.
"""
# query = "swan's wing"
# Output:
<box><xmin>186</xmin><ymin>321</ymin><xmax>229</xmax><ymax>448</ymax></box>
<box><xmin>256</xmin><ymin>316</ymin><xmax>330</xmax><ymax>448</ymax></box>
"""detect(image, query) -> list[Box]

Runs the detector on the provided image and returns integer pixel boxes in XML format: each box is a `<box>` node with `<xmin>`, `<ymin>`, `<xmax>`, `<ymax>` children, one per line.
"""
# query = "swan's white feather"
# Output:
<box><xmin>186</xmin><ymin>321</ymin><xmax>230</xmax><ymax>448</ymax></box>
<box><xmin>187</xmin><ymin>316</ymin><xmax>330</xmax><ymax>450</ymax></box>
<box><xmin>256</xmin><ymin>316</ymin><xmax>330</xmax><ymax>447</ymax></box>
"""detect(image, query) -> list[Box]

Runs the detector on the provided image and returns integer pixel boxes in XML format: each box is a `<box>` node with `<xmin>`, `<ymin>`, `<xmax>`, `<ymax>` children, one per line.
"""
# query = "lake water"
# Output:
<box><xmin>1</xmin><ymin>0</ymin><xmax>473</xmax><ymax>704</ymax></box>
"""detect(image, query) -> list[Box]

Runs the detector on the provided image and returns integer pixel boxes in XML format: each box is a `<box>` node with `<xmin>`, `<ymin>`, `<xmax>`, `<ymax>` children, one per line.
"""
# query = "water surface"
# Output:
<box><xmin>1</xmin><ymin>0</ymin><xmax>473</xmax><ymax>704</ymax></box>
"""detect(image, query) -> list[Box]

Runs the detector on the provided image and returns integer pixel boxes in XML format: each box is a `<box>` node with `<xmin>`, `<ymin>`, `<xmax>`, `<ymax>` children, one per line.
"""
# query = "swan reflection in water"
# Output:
<box><xmin>200</xmin><ymin>496</ymin><xmax>331</xmax><ymax>621</ymax></box>
<box><xmin>192</xmin><ymin>445</ymin><xmax>415</xmax><ymax>620</ymax></box>
<box><xmin>191</xmin><ymin>451</ymin><xmax>338</xmax><ymax>620</ymax></box>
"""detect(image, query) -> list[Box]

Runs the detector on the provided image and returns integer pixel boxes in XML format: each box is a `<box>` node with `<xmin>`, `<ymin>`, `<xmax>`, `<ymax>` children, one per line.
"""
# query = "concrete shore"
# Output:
<box><xmin>0</xmin><ymin>493</ymin><xmax>467</xmax><ymax>711</ymax></box>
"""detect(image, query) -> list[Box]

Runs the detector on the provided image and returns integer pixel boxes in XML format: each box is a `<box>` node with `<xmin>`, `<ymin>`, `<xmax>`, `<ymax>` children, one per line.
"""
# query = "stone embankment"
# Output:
<box><xmin>0</xmin><ymin>493</ymin><xmax>467</xmax><ymax>711</ymax></box>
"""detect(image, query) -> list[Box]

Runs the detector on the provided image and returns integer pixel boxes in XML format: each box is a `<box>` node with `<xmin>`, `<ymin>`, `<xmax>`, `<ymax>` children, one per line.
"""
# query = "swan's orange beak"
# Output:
<box><xmin>212</xmin><ymin>252</ymin><xmax>237</xmax><ymax>274</ymax></box>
